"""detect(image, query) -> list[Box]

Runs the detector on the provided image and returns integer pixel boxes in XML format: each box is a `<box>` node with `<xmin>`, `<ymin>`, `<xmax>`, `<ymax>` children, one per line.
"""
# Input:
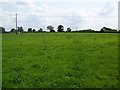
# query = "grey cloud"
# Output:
<box><xmin>15</xmin><ymin>2</ymin><xmax>28</xmax><ymax>6</ymax></box>
<box><xmin>98</xmin><ymin>2</ymin><xmax>114</xmax><ymax>16</ymax></box>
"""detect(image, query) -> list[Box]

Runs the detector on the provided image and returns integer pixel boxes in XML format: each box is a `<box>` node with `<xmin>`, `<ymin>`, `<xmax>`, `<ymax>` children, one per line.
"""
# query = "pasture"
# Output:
<box><xmin>2</xmin><ymin>33</ymin><xmax>118</xmax><ymax>88</ymax></box>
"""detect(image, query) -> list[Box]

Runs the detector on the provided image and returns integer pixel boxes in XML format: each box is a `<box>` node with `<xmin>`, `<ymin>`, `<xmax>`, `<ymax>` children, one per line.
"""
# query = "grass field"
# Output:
<box><xmin>0</xmin><ymin>34</ymin><xmax>2</xmax><ymax>89</ymax></box>
<box><xmin>2</xmin><ymin>33</ymin><xmax>118</xmax><ymax>88</ymax></box>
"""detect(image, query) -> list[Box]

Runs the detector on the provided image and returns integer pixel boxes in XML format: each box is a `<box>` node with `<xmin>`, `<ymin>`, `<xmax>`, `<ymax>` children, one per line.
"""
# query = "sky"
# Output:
<box><xmin>0</xmin><ymin>0</ymin><xmax>119</xmax><ymax>31</ymax></box>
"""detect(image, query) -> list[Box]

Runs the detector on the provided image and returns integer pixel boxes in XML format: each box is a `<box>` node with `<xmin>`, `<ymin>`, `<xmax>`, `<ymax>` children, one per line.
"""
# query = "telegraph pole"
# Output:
<box><xmin>16</xmin><ymin>13</ymin><xmax>18</xmax><ymax>35</ymax></box>
<box><xmin>76</xmin><ymin>26</ymin><xmax>78</xmax><ymax>31</ymax></box>
<box><xmin>118</xmin><ymin>1</ymin><xmax>120</xmax><ymax>32</ymax></box>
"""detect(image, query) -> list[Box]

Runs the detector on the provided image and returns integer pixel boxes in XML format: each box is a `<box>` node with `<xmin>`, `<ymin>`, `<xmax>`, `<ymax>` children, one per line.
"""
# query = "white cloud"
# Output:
<box><xmin>0</xmin><ymin>0</ymin><xmax>118</xmax><ymax>31</ymax></box>
<box><xmin>96</xmin><ymin>2</ymin><xmax>115</xmax><ymax>16</ymax></box>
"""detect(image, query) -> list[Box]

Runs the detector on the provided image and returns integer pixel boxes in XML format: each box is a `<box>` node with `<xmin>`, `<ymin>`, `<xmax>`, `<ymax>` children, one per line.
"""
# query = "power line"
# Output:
<box><xmin>1</xmin><ymin>14</ymin><xmax>117</xmax><ymax>18</ymax></box>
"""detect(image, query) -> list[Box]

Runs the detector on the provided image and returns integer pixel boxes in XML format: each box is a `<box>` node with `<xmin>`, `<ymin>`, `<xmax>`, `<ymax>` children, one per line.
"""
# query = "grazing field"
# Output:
<box><xmin>2</xmin><ymin>33</ymin><xmax>118</xmax><ymax>88</ymax></box>
<box><xmin>0</xmin><ymin>34</ymin><xmax>2</xmax><ymax>89</ymax></box>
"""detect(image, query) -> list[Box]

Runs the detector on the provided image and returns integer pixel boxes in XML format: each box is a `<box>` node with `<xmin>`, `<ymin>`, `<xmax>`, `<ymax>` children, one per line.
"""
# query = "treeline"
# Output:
<box><xmin>0</xmin><ymin>25</ymin><xmax>119</xmax><ymax>33</ymax></box>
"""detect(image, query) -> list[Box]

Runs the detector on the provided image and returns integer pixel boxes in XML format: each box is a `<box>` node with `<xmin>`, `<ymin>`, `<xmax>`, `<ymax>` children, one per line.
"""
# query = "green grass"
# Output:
<box><xmin>0</xmin><ymin>34</ymin><xmax>2</xmax><ymax>89</ymax></box>
<box><xmin>2</xmin><ymin>33</ymin><xmax>118</xmax><ymax>88</ymax></box>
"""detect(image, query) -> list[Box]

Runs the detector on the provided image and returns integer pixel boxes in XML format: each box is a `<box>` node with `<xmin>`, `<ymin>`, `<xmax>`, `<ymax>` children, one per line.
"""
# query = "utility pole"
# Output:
<box><xmin>118</xmin><ymin>1</ymin><xmax>120</xmax><ymax>32</ymax></box>
<box><xmin>43</xmin><ymin>26</ymin><xmax>45</xmax><ymax>31</ymax></box>
<box><xmin>16</xmin><ymin>13</ymin><xmax>18</xmax><ymax>35</ymax></box>
<box><xmin>76</xmin><ymin>26</ymin><xmax>78</xmax><ymax>31</ymax></box>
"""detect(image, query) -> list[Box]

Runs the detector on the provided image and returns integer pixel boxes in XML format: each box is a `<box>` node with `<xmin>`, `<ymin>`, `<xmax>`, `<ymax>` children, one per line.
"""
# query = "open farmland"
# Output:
<box><xmin>2</xmin><ymin>33</ymin><xmax>118</xmax><ymax>88</ymax></box>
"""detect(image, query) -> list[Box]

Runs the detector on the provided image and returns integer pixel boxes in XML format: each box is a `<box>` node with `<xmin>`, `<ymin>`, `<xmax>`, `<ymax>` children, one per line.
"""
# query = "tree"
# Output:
<box><xmin>57</xmin><ymin>25</ymin><xmax>64</xmax><ymax>32</ymax></box>
<box><xmin>50</xmin><ymin>29</ymin><xmax>55</xmax><ymax>32</ymax></box>
<box><xmin>101</xmin><ymin>27</ymin><xmax>113</xmax><ymax>32</ymax></box>
<box><xmin>67</xmin><ymin>27</ymin><xmax>71</xmax><ymax>32</ymax></box>
<box><xmin>18</xmin><ymin>27</ymin><xmax>24</xmax><ymax>32</ymax></box>
<box><xmin>11</xmin><ymin>28</ymin><xmax>16</xmax><ymax>32</ymax></box>
<box><xmin>33</xmin><ymin>29</ymin><xmax>36</xmax><ymax>32</ymax></box>
<box><xmin>0</xmin><ymin>27</ymin><xmax>6</xmax><ymax>33</ymax></box>
<box><xmin>46</xmin><ymin>25</ymin><xmax>55</xmax><ymax>32</ymax></box>
<box><xmin>18</xmin><ymin>27</ymin><xmax>20</xmax><ymax>32</ymax></box>
<box><xmin>28</xmin><ymin>28</ymin><xmax>32</xmax><ymax>32</ymax></box>
<box><xmin>100</xmin><ymin>28</ymin><xmax>104</xmax><ymax>32</ymax></box>
<box><xmin>103</xmin><ymin>27</ymin><xmax>111</xmax><ymax>31</ymax></box>
<box><xmin>38</xmin><ymin>28</ymin><xmax>43</xmax><ymax>32</ymax></box>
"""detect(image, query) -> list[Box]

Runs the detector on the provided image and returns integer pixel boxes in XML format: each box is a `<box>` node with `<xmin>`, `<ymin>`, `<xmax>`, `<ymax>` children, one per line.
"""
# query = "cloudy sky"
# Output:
<box><xmin>0</xmin><ymin>0</ymin><xmax>119</xmax><ymax>31</ymax></box>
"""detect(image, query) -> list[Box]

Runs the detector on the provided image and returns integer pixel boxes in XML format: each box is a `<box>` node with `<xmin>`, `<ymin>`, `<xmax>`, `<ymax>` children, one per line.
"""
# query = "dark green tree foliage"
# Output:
<box><xmin>46</xmin><ymin>25</ymin><xmax>55</xmax><ymax>32</ymax></box>
<box><xmin>28</xmin><ymin>28</ymin><xmax>33</xmax><ymax>32</ymax></box>
<box><xmin>2</xmin><ymin>27</ymin><xmax>6</xmax><ymax>33</ymax></box>
<box><xmin>67</xmin><ymin>27</ymin><xmax>71</xmax><ymax>32</ymax></box>
<box><xmin>100</xmin><ymin>27</ymin><xmax>117</xmax><ymax>32</ymax></box>
<box><xmin>57</xmin><ymin>25</ymin><xmax>64</xmax><ymax>32</ymax></box>
<box><xmin>50</xmin><ymin>30</ymin><xmax>55</xmax><ymax>32</ymax></box>
<box><xmin>100</xmin><ymin>28</ymin><xmax>104</xmax><ymax>32</ymax></box>
<box><xmin>11</xmin><ymin>28</ymin><xmax>16</xmax><ymax>32</ymax></box>
<box><xmin>80</xmin><ymin>29</ymin><xmax>94</xmax><ymax>32</ymax></box>
<box><xmin>33</xmin><ymin>29</ymin><xmax>36</xmax><ymax>32</ymax></box>
<box><xmin>18</xmin><ymin>27</ymin><xmax>24</xmax><ymax>32</ymax></box>
<box><xmin>38</xmin><ymin>28</ymin><xmax>43</xmax><ymax>32</ymax></box>
<box><xmin>0</xmin><ymin>27</ymin><xmax>6</xmax><ymax>33</ymax></box>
